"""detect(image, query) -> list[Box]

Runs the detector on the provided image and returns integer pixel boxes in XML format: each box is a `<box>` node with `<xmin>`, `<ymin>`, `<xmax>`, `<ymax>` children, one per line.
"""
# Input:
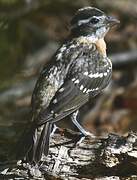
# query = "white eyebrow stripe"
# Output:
<box><xmin>78</xmin><ymin>15</ymin><xmax>104</xmax><ymax>26</ymax></box>
<box><xmin>78</xmin><ymin>18</ymin><xmax>91</xmax><ymax>26</ymax></box>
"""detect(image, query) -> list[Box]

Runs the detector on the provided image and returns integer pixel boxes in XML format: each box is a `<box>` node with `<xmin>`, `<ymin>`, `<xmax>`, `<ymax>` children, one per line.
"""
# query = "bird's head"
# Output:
<box><xmin>70</xmin><ymin>7</ymin><xmax>120</xmax><ymax>41</ymax></box>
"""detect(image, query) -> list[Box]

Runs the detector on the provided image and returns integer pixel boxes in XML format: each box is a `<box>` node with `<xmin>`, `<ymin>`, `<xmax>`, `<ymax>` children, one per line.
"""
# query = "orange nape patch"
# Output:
<box><xmin>96</xmin><ymin>38</ymin><xmax>106</xmax><ymax>57</ymax></box>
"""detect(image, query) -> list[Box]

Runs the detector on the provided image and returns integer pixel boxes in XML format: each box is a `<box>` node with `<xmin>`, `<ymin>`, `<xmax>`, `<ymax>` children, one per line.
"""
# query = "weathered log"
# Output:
<box><xmin>1</xmin><ymin>130</ymin><xmax>137</xmax><ymax>179</ymax></box>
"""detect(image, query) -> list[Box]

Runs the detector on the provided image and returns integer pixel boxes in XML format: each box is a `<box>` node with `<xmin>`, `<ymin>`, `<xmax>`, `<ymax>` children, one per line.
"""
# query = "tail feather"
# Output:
<box><xmin>16</xmin><ymin>124</ymin><xmax>36</xmax><ymax>161</ymax></box>
<box><xmin>26</xmin><ymin>127</ymin><xmax>39</xmax><ymax>162</ymax></box>
<box><xmin>34</xmin><ymin>122</ymin><xmax>52</xmax><ymax>162</ymax></box>
<box><xmin>44</xmin><ymin>123</ymin><xmax>53</xmax><ymax>156</ymax></box>
<box><xmin>16</xmin><ymin>122</ymin><xmax>52</xmax><ymax>163</ymax></box>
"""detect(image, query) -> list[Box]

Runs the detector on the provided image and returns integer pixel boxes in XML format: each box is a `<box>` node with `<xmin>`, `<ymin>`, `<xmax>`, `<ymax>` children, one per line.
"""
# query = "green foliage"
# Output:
<box><xmin>0</xmin><ymin>0</ymin><xmax>17</xmax><ymax>4</ymax></box>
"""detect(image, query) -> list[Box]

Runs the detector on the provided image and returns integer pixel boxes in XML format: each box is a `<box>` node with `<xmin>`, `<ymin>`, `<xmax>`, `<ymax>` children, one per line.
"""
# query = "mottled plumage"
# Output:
<box><xmin>17</xmin><ymin>7</ymin><xmax>119</xmax><ymax>163</ymax></box>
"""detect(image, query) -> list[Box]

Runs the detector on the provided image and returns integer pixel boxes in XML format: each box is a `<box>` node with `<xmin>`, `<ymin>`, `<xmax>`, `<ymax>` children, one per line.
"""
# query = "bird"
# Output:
<box><xmin>17</xmin><ymin>6</ymin><xmax>119</xmax><ymax>164</ymax></box>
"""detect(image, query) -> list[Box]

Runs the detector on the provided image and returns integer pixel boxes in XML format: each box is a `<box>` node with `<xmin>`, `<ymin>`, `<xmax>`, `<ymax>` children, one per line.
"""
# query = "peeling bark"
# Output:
<box><xmin>1</xmin><ymin>130</ymin><xmax>137</xmax><ymax>179</ymax></box>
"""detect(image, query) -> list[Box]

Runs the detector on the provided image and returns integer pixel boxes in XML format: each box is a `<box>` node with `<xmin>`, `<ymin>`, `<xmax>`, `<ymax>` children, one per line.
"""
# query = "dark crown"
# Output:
<box><xmin>71</xmin><ymin>7</ymin><xmax>105</xmax><ymax>27</ymax></box>
<box><xmin>70</xmin><ymin>7</ymin><xmax>119</xmax><ymax>38</ymax></box>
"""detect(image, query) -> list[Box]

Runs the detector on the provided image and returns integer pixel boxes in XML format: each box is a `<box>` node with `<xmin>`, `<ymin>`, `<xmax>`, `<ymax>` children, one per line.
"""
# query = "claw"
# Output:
<box><xmin>83</xmin><ymin>131</ymin><xmax>96</xmax><ymax>138</ymax></box>
<box><xmin>76</xmin><ymin>131</ymin><xmax>95</xmax><ymax>145</ymax></box>
<box><xmin>76</xmin><ymin>136</ymin><xmax>85</xmax><ymax>145</ymax></box>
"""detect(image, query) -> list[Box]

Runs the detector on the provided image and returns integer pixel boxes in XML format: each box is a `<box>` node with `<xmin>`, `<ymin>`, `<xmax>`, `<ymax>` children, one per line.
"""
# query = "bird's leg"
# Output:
<box><xmin>71</xmin><ymin>110</ymin><xmax>92</xmax><ymax>136</ymax></box>
<box><xmin>71</xmin><ymin>111</ymin><xmax>95</xmax><ymax>144</ymax></box>
<box><xmin>50</xmin><ymin>124</ymin><xmax>58</xmax><ymax>136</ymax></box>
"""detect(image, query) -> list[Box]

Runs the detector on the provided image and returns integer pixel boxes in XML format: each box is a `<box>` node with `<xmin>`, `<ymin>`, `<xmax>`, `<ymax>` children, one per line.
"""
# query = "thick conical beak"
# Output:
<box><xmin>106</xmin><ymin>16</ymin><xmax>120</xmax><ymax>27</ymax></box>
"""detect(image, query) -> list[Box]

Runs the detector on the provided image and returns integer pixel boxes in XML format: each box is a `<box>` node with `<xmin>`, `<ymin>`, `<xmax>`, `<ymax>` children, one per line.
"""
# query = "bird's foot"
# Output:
<box><xmin>82</xmin><ymin>131</ymin><xmax>95</xmax><ymax>137</ymax></box>
<box><xmin>76</xmin><ymin>131</ymin><xmax>95</xmax><ymax>145</ymax></box>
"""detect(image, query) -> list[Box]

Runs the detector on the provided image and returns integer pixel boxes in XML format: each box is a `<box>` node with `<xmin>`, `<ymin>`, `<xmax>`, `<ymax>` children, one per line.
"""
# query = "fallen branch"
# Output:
<box><xmin>1</xmin><ymin>50</ymin><xmax>137</xmax><ymax>104</ymax></box>
<box><xmin>1</xmin><ymin>131</ymin><xmax>137</xmax><ymax>179</ymax></box>
<box><xmin>110</xmin><ymin>50</ymin><xmax>137</xmax><ymax>70</ymax></box>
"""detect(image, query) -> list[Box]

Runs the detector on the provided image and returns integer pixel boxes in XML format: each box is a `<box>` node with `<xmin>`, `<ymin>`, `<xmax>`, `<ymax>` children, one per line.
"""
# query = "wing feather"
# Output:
<box><xmin>36</xmin><ymin>55</ymin><xmax>112</xmax><ymax>126</ymax></box>
<box><xmin>37</xmin><ymin>80</ymin><xmax>89</xmax><ymax>125</ymax></box>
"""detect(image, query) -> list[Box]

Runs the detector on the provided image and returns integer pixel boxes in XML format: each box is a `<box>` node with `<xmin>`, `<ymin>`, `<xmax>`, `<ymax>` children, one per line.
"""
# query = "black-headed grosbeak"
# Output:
<box><xmin>17</xmin><ymin>7</ymin><xmax>119</xmax><ymax>163</ymax></box>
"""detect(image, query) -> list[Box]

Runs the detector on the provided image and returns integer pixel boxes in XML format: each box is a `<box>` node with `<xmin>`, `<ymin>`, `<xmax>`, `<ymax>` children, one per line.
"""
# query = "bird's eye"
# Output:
<box><xmin>90</xmin><ymin>17</ymin><xmax>99</xmax><ymax>24</ymax></box>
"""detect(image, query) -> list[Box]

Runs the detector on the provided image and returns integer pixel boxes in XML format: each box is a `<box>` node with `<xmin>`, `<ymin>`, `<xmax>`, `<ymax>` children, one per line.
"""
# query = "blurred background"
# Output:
<box><xmin>0</xmin><ymin>0</ymin><xmax>137</xmax><ymax>163</ymax></box>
